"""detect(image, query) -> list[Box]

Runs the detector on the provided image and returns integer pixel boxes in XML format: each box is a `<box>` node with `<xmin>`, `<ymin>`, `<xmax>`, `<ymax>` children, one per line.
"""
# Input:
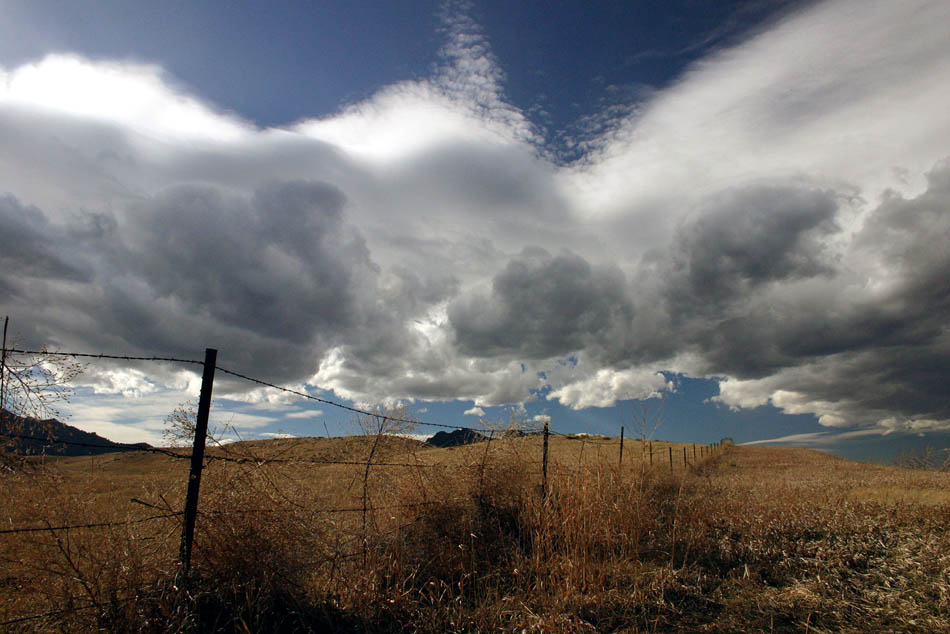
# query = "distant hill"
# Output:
<box><xmin>426</xmin><ymin>428</ymin><xmax>488</xmax><ymax>448</ymax></box>
<box><xmin>1</xmin><ymin>409</ymin><xmax>151</xmax><ymax>456</ymax></box>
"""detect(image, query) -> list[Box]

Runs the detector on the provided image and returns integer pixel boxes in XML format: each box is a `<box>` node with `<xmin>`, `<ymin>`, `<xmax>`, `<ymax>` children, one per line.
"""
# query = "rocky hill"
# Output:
<box><xmin>1</xmin><ymin>409</ymin><xmax>150</xmax><ymax>456</ymax></box>
<box><xmin>426</xmin><ymin>428</ymin><xmax>487</xmax><ymax>447</ymax></box>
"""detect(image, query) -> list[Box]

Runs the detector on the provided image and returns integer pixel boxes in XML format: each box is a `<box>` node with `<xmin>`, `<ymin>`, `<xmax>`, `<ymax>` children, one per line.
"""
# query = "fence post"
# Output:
<box><xmin>178</xmin><ymin>347</ymin><xmax>217</xmax><ymax>578</ymax></box>
<box><xmin>668</xmin><ymin>446</ymin><xmax>673</xmax><ymax>472</ymax></box>
<box><xmin>619</xmin><ymin>426</ymin><xmax>624</xmax><ymax>467</ymax></box>
<box><xmin>683</xmin><ymin>446</ymin><xmax>687</xmax><ymax>467</ymax></box>
<box><xmin>693</xmin><ymin>444</ymin><xmax>697</xmax><ymax>460</ymax></box>
<box><xmin>477</xmin><ymin>429</ymin><xmax>495</xmax><ymax>498</ymax></box>
<box><xmin>0</xmin><ymin>316</ymin><xmax>7</xmax><ymax>415</ymax></box>
<box><xmin>649</xmin><ymin>441</ymin><xmax>653</xmax><ymax>466</ymax></box>
<box><xmin>541</xmin><ymin>422</ymin><xmax>549</xmax><ymax>501</ymax></box>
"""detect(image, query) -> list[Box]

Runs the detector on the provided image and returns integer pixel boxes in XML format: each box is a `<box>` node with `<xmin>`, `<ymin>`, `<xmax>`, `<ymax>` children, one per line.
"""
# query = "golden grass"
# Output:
<box><xmin>2</xmin><ymin>438</ymin><xmax>948</xmax><ymax>632</ymax></box>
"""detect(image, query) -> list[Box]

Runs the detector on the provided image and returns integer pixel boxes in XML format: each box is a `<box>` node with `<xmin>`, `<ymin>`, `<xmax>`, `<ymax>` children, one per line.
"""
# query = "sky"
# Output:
<box><xmin>1</xmin><ymin>0</ymin><xmax>949</xmax><ymax>461</ymax></box>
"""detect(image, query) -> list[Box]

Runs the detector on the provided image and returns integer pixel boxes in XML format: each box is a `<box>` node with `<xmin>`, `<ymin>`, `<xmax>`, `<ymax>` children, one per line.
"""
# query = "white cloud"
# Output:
<box><xmin>463</xmin><ymin>406</ymin><xmax>485</xmax><ymax>417</ymax></box>
<box><xmin>2</xmin><ymin>54</ymin><xmax>250</xmax><ymax>142</ymax></box>
<box><xmin>284</xmin><ymin>409</ymin><xmax>323</xmax><ymax>419</ymax></box>
<box><xmin>63</xmin><ymin>391</ymin><xmax>185</xmax><ymax>445</ymax></box>
<box><xmin>549</xmin><ymin>368</ymin><xmax>672</xmax><ymax>410</ymax></box>
<box><xmin>78</xmin><ymin>367</ymin><xmax>158</xmax><ymax>398</ymax></box>
<box><xmin>742</xmin><ymin>427</ymin><xmax>889</xmax><ymax>447</ymax></box>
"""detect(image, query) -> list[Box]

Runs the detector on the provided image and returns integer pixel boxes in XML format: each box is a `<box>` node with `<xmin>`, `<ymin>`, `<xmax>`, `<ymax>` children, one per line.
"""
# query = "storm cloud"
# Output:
<box><xmin>1</xmin><ymin>0</ymin><xmax>950</xmax><ymax>437</ymax></box>
<box><xmin>449</xmin><ymin>248</ymin><xmax>634</xmax><ymax>360</ymax></box>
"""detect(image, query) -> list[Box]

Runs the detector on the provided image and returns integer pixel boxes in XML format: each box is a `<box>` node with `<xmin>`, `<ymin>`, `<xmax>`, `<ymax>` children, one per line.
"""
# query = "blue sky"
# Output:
<box><xmin>1</xmin><ymin>0</ymin><xmax>949</xmax><ymax>461</ymax></box>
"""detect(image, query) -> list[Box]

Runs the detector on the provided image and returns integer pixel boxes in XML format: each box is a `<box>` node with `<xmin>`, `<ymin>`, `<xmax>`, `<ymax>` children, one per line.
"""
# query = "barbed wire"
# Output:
<box><xmin>0</xmin><ymin>602</ymin><xmax>101</xmax><ymax>628</ymax></box>
<box><xmin>216</xmin><ymin>365</ymin><xmax>528</xmax><ymax>435</ymax></box>
<box><xmin>0</xmin><ymin>432</ymin><xmax>191</xmax><ymax>460</ymax></box>
<box><xmin>203</xmin><ymin>452</ymin><xmax>458</xmax><ymax>468</ymax></box>
<box><xmin>0</xmin><ymin>432</ymin><xmax>478</xmax><ymax>469</ymax></box>
<box><xmin>2</xmin><ymin>430</ymin><xmax>715</xmax><ymax>467</ymax></box>
<box><xmin>2</xmin><ymin>348</ymin><xmax>204</xmax><ymax>366</ymax></box>
<box><xmin>0</xmin><ymin>511</ymin><xmax>183</xmax><ymax>535</ymax></box>
<box><xmin>198</xmin><ymin>498</ymin><xmax>471</xmax><ymax>517</ymax></box>
<box><xmin>1</xmin><ymin>345</ymin><xmax>546</xmax><ymax>438</ymax></box>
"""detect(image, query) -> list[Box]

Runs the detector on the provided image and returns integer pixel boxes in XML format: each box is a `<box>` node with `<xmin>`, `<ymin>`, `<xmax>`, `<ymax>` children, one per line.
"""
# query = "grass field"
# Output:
<box><xmin>2</xmin><ymin>434</ymin><xmax>949</xmax><ymax>632</ymax></box>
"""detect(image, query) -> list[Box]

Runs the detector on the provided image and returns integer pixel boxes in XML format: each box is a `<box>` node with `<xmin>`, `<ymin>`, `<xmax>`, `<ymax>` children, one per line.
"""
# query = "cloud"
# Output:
<box><xmin>284</xmin><ymin>410</ymin><xmax>323</xmax><ymax>420</ymax></box>
<box><xmin>0</xmin><ymin>194</ymin><xmax>89</xmax><ymax>285</ymax></box>
<box><xmin>666</xmin><ymin>184</ymin><xmax>839</xmax><ymax>309</ymax></box>
<box><xmin>0</xmin><ymin>54</ymin><xmax>250</xmax><ymax>142</ymax></box>
<box><xmin>549</xmin><ymin>368</ymin><xmax>671</xmax><ymax>410</ymax></box>
<box><xmin>449</xmin><ymin>248</ymin><xmax>634</xmax><ymax>360</ymax></box>
<box><xmin>463</xmin><ymin>406</ymin><xmax>485</xmax><ymax>417</ymax></box>
<box><xmin>1</xmin><ymin>0</ymin><xmax>950</xmax><ymax>442</ymax></box>
<box><xmin>709</xmin><ymin>162</ymin><xmax>950</xmax><ymax>429</ymax></box>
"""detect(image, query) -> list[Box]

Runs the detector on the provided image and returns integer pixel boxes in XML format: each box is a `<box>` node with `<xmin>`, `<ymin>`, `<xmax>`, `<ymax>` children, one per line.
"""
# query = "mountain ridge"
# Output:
<box><xmin>1</xmin><ymin>409</ymin><xmax>151</xmax><ymax>456</ymax></box>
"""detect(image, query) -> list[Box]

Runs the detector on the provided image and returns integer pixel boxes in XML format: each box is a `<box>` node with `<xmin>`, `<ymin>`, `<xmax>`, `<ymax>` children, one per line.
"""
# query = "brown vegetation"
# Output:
<box><xmin>2</xmin><ymin>436</ymin><xmax>949</xmax><ymax>632</ymax></box>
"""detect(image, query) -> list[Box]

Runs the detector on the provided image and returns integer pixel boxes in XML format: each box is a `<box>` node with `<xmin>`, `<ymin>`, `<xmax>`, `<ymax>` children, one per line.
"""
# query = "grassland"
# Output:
<box><xmin>1</xmin><ymin>434</ymin><xmax>949</xmax><ymax>632</ymax></box>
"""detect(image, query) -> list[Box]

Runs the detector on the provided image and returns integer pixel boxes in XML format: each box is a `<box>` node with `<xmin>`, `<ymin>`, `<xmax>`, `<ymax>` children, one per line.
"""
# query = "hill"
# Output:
<box><xmin>0</xmin><ymin>409</ymin><xmax>150</xmax><ymax>456</ymax></box>
<box><xmin>426</xmin><ymin>428</ymin><xmax>487</xmax><ymax>447</ymax></box>
<box><xmin>2</xmin><ymin>437</ymin><xmax>949</xmax><ymax>632</ymax></box>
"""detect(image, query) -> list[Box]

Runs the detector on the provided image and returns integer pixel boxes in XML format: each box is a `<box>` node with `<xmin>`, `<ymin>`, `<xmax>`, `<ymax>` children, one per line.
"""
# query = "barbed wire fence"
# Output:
<box><xmin>0</xmin><ymin>341</ymin><xmax>727</xmax><ymax>628</ymax></box>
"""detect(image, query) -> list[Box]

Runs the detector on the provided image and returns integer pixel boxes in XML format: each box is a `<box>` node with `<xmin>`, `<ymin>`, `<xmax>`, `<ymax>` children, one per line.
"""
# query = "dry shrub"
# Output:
<box><xmin>150</xmin><ymin>461</ymin><xmax>351</xmax><ymax>634</ymax></box>
<box><xmin>0</xmin><ymin>465</ymin><xmax>181</xmax><ymax>633</ymax></box>
<box><xmin>894</xmin><ymin>445</ymin><xmax>950</xmax><ymax>472</ymax></box>
<box><xmin>345</xmin><ymin>442</ymin><xmax>700</xmax><ymax>633</ymax></box>
<box><xmin>348</xmin><ymin>446</ymin><xmax>536</xmax><ymax>629</ymax></box>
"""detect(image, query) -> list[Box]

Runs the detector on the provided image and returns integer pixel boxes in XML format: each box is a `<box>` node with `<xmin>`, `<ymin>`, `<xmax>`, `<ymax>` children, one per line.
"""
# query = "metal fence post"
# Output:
<box><xmin>178</xmin><ymin>348</ymin><xmax>217</xmax><ymax>578</ymax></box>
<box><xmin>541</xmin><ymin>421</ymin><xmax>549</xmax><ymax>501</ymax></box>
<box><xmin>619</xmin><ymin>426</ymin><xmax>624</xmax><ymax>467</ymax></box>
<box><xmin>0</xmin><ymin>316</ymin><xmax>7</xmax><ymax>415</ymax></box>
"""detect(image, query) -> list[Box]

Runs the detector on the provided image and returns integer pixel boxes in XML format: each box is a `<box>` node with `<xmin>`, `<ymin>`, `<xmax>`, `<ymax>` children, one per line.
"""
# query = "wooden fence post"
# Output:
<box><xmin>683</xmin><ymin>446</ymin><xmax>687</xmax><ymax>467</ymax></box>
<box><xmin>541</xmin><ymin>422</ymin><xmax>549</xmax><ymax>501</ymax></box>
<box><xmin>649</xmin><ymin>441</ymin><xmax>653</xmax><ymax>466</ymax></box>
<box><xmin>668</xmin><ymin>446</ymin><xmax>673</xmax><ymax>472</ymax></box>
<box><xmin>693</xmin><ymin>444</ymin><xmax>697</xmax><ymax>460</ymax></box>
<box><xmin>0</xmin><ymin>316</ymin><xmax>7</xmax><ymax>415</ymax></box>
<box><xmin>178</xmin><ymin>347</ymin><xmax>217</xmax><ymax>578</ymax></box>
<box><xmin>619</xmin><ymin>426</ymin><xmax>624</xmax><ymax>467</ymax></box>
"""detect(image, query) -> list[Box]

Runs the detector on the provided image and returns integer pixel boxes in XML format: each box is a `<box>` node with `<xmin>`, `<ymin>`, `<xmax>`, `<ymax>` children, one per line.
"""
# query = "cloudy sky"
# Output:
<box><xmin>1</xmin><ymin>0</ymin><xmax>948</xmax><ymax>459</ymax></box>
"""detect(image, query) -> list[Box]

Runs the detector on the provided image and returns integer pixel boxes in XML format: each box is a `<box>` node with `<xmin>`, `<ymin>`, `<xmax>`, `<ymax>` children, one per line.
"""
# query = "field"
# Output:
<box><xmin>2</xmin><ymin>434</ymin><xmax>949</xmax><ymax>632</ymax></box>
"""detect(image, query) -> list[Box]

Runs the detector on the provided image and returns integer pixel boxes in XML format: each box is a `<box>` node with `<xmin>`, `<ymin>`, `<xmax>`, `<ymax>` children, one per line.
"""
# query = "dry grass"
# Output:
<box><xmin>2</xmin><ymin>437</ymin><xmax>949</xmax><ymax>632</ymax></box>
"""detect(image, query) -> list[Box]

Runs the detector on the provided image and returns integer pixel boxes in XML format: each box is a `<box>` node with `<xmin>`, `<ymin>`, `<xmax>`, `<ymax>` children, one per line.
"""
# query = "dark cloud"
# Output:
<box><xmin>667</xmin><ymin>184</ymin><xmax>839</xmax><ymax>310</ymax></box>
<box><xmin>856</xmin><ymin>160</ymin><xmax>950</xmax><ymax>303</ymax></box>
<box><xmin>449</xmin><ymin>247</ymin><xmax>634</xmax><ymax>360</ymax></box>
<box><xmin>125</xmin><ymin>181</ymin><xmax>369</xmax><ymax>344</ymax></box>
<box><xmin>0</xmin><ymin>194</ymin><xmax>89</xmax><ymax>284</ymax></box>
<box><xmin>0</xmin><ymin>181</ymin><xmax>432</xmax><ymax>388</ymax></box>
<box><xmin>698</xmin><ymin>165</ymin><xmax>950</xmax><ymax>427</ymax></box>
<box><xmin>638</xmin><ymin>183</ymin><xmax>843</xmax><ymax>376</ymax></box>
